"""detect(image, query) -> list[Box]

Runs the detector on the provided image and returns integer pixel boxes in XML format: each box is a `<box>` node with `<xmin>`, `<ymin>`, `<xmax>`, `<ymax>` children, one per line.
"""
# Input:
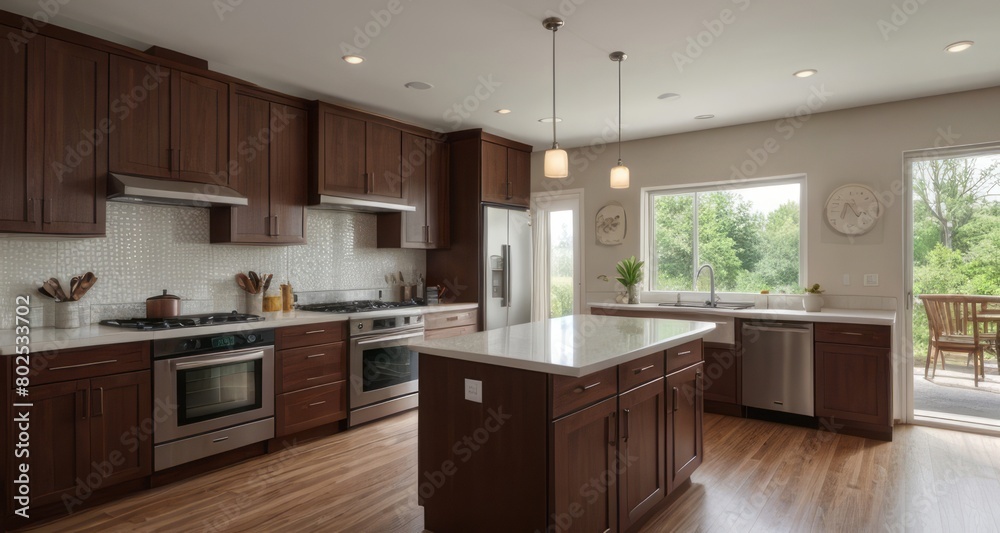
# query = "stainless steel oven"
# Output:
<box><xmin>349</xmin><ymin>314</ymin><xmax>423</xmax><ymax>426</ymax></box>
<box><xmin>153</xmin><ymin>329</ymin><xmax>275</xmax><ymax>471</ymax></box>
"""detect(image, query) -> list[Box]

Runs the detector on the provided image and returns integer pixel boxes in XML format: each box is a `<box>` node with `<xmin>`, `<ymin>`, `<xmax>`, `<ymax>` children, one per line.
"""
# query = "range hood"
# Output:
<box><xmin>311</xmin><ymin>195</ymin><xmax>415</xmax><ymax>213</ymax></box>
<box><xmin>108</xmin><ymin>174</ymin><xmax>248</xmax><ymax>207</ymax></box>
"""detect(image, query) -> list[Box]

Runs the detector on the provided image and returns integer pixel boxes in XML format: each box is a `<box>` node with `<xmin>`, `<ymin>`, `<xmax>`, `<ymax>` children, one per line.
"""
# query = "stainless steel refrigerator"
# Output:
<box><xmin>483</xmin><ymin>205</ymin><xmax>532</xmax><ymax>330</ymax></box>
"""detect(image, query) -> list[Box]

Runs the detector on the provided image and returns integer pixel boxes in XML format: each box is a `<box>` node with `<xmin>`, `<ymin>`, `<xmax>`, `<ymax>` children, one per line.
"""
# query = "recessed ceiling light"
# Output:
<box><xmin>793</xmin><ymin>69</ymin><xmax>818</xmax><ymax>78</ymax></box>
<box><xmin>538</xmin><ymin>117</ymin><xmax>562</xmax><ymax>123</ymax></box>
<box><xmin>657</xmin><ymin>92</ymin><xmax>681</xmax><ymax>101</ymax></box>
<box><xmin>694</xmin><ymin>114</ymin><xmax>715</xmax><ymax>120</ymax></box>
<box><xmin>495</xmin><ymin>109</ymin><xmax>512</xmax><ymax>114</ymax></box>
<box><xmin>342</xmin><ymin>55</ymin><xmax>364</xmax><ymax>65</ymax></box>
<box><xmin>944</xmin><ymin>41</ymin><xmax>974</xmax><ymax>53</ymax></box>
<box><xmin>404</xmin><ymin>81</ymin><xmax>434</xmax><ymax>90</ymax></box>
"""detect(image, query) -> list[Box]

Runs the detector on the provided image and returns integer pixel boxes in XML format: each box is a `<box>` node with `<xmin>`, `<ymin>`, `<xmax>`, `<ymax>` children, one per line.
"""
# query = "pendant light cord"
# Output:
<box><xmin>551</xmin><ymin>27</ymin><xmax>557</xmax><ymax>148</ymax></box>
<box><xmin>617</xmin><ymin>58</ymin><xmax>622</xmax><ymax>162</ymax></box>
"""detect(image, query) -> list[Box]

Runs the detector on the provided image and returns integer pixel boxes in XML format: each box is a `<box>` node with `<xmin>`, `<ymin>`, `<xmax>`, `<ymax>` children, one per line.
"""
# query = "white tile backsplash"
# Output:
<box><xmin>0</xmin><ymin>203</ymin><xmax>424</xmax><ymax>329</ymax></box>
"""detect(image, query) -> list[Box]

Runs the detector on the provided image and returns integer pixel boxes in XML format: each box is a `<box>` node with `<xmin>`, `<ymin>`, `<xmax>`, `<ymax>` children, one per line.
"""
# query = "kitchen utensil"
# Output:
<box><xmin>70</xmin><ymin>275</ymin><xmax>81</xmax><ymax>300</ymax></box>
<box><xmin>55</xmin><ymin>301</ymin><xmax>83</xmax><ymax>329</ymax></box>
<box><xmin>49</xmin><ymin>278</ymin><xmax>69</xmax><ymax>302</ymax></box>
<box><xmin>75</xmin><ymin>272</ymin><xmax>97</xmax><ymax>300</ymax></box>
<box><xmin>398</xmin><ymin>271</ymin><xmax>405</xmax><ymax>284</ymax></box>
<box><xmin>249</xmin><ymin>271</ymin><xmax>261</xmax><ymax>293</ymax></box>
<box><xmin>146</xmin><ymin>290</ymin><xmax>181</xmax><ymax>318</ymax></box>
<box><xmin>245</xmin><ymin>291</ymin><xmax>263</xmax><ymax>314</ymax></box>
<box><xmin>236</xmin><ymin>273</ymin><xmax>253</xmax><ymax>294</ymax></box>
<box><xmin>262</xmin><ymin>274</ymin><xmax>273</xmax><ymax>293</ymax></box>
<box><xmin>38</xmin><ymin>286</ymin><xmax>56</xmax><ymax>300</ymax></box>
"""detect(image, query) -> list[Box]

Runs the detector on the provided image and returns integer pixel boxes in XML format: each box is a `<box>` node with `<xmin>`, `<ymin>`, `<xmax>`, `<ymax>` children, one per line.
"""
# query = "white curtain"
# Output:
<box><xmin>531</xmin><ymin>206</ymin><xmax>549</xmax><ymax>322</ymax></box>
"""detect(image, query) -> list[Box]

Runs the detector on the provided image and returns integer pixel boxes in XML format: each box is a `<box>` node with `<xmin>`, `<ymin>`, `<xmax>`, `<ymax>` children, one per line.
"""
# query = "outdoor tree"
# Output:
<box><xmin>912</xmin><ymin>157</ymin><xmax>1000</xmax><ymax>250</ymax></box>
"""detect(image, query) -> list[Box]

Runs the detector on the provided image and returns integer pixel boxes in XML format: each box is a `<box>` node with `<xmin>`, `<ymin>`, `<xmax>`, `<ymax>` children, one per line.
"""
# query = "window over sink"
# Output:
<box><xmin>642</xmin><ymin>176</ymin><xmax>805</xmax><ymax>294</ymax></box>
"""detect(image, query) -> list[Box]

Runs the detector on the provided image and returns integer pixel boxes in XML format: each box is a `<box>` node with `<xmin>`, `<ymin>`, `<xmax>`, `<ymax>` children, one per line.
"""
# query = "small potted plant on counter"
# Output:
<box><xmin>616</xmin><ymin>256</ymin><xmax>644</xmax><ymax>304</ymax></box>
<box><xmin>803</xmin><ymin>283</ymin><xmax>824</xmax><ymax>312</ymax></box>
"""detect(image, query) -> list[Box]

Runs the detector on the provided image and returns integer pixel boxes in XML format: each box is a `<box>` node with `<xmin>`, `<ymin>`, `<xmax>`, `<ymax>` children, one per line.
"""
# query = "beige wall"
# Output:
<box><xmin>531</xmin><ymin>85</ymin><xmax>1000</xmax><ymax>305</ymax></box>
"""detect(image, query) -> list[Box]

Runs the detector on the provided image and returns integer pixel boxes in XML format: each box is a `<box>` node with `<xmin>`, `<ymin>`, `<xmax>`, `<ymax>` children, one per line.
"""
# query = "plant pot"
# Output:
<box><xmin>803</xmin><ymin>293</ymin><xmax>823</xmax><ymax>312</ymax></box>
<box><xmin>627</xmin><ymin>285</ymin><xmax>641</xmax><ymax>304</ymax></box>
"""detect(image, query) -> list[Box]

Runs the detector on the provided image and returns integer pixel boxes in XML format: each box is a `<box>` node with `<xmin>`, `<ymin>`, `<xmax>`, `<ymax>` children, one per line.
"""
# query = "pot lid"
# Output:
<box><xmin>147</xmin><ymin>290</ymin><xmax>180</xmax><ymax>301</ymax></box>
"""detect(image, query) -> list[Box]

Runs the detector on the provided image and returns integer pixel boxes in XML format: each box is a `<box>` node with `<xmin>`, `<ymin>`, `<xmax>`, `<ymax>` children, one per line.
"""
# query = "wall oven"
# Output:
<box><xmin>349</xmin><ymin>314</ymin><xmax>423</xmax><ymax>426</ymax></box>
<box><xmin>153</xmin><ymin>329</ymin><xmax>275</xmax><ymax>471</ymax></box>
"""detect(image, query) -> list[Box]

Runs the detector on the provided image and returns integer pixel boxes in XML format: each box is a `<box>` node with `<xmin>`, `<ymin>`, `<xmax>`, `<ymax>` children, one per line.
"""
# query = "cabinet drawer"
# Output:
<box><xmin>276</xmin><ymin>321</ymin><xmax>345</xmax><ymax>350</ymax></box>
<box><xmin>551</xmin><ymin>367</ymin><xmax>618</xmax><ymax>420</ymax></box>
<box><xmin>29</xmin><ymin>342</ymin><xmax>150</xmax><ymax>385</ymax></box>
<box><xmin>423</xmin><ymin>323</ymin><xmax>478</xmax><ymax>341</ymax></box>
<box><xmin>815</xmin><ymin>322</ymin><xmax>890</xmax><ymax>348</ymax></box>
<box><xmin>278</xmin><ymin>342</ymin><xmax>346</xmax><ymax>393</ymax></box>
<box><xmin>618</xmin><ymin>351</ymin><xmax>665</xmax><ymax>392</ymax></box>
<box><xmin>276</xmin><ymin>381</ymin><xmax>347</xmax><ymax>437</ymax></box>
<box><xmin>425</xmin><ymin>309</ymin><xmax>478</xmax><ymax>330</ymax></box>
<box><xmin>665</xmin><ymin>339</ymin><xmax>703</xmax><ymax>374</ymax></box>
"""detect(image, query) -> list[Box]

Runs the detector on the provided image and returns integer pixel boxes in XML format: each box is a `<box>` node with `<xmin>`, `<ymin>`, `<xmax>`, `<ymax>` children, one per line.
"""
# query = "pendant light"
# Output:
<box><xmin>609</xmin><ymin>51</ymin><xmax>629</xmax><ymax>189</ymax></box>
<box><xmin>543</xmin><ymin>17</ymin><xmax>568</xmax><ymax>178</ymax></box>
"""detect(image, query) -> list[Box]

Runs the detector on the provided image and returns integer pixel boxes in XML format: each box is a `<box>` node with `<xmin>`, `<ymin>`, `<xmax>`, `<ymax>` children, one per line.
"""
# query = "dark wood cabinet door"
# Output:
<box><xmin>42</xmin><ymin>39</ymin><xmax>108</xmax><ymax>235</ymax></box>
<box><xmin>702</xmin><ymin>344</ymin><xmax>738</xmax><ymax>405</ymax></box>
<box><xmin>401</xmin><ymin>133</ymin><xmax>428</xmax><ymax>246</ymax></box>
<box><xmin>230</xmin><ymin>93</ymin><xmax>271</xmax><ymax>241</ymax></box>
<box><xmin>173</xmin><ymin>72</ymin><xmax>229</xmax><ymax>185</ymax></box>
<box><xmin>815</xmin><ymin>342</ymin><xmax>890</xmax><ymax>426</ymax></box>
<box><xmin>618</xmin><ymin>377</ymin><xmax>665</xmax><ymax>532</ymax></box>
<box><xmin>666</xmin><ymin>362</ymin><xmax>704</xmax><ymax>493</ymax></box>
<box><xmin>506</xmin><ymin>148</ymin><xmax>531</xmax><ymax>207</ymax></box>
<box><xmin>481</xmin><ymin>141</ymin><xmax>508</xmax><ymax>204</ymax></box>
<box><xmin>427</xmin><ymin>139</ymin><xmax>449</xmax><ymax>247</ymax></box>
<box><xmin>366</xmin><ymin>122</ymin><xmax>402</xmax><ymax>198</ymax></box>
<box><xmin>318</xmin><ymin>111</ymin><xmax>366</xmax><ymax>196</ymax></box>
<box><xmin>269</xmin><ymin>103</ymin><xmax>308</xmax><ymax>243</ymax></box>
<box><xmin>89</xmin><ymin>371</ymin><xmax>152</xmax><ymax>488</ymax></box>
<box><xmin>551</xmin><ymin>397</ymin><xmax>618</xmax><ymax>533</ymax></box>
<box><xmin>0</xmin><ymin>24</ymin><xmax>43</xmax><ymax>233</ymax></box>
<box><xmin>108</xmin><ymin>56</ymin><xmax>172</xmax><ymax>179</ymax></box>
<box><xmin>18</xmin><ymin>379</ymin><xmax>90</xmax><ymax>507</ymax></box>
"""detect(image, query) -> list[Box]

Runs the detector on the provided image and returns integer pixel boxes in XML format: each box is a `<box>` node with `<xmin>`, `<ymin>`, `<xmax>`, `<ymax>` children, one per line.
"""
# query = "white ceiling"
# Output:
<box><xmin>5</xmin><ymin>0</ymin><xmax>999</xmax><ymax>150</ymax></box>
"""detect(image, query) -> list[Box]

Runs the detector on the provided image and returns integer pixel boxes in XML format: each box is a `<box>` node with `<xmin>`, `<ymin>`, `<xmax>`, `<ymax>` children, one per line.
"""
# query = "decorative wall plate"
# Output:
<box><xmin>596</xmin><ymin>203</ymin><xmax>626</xmax><ymax>245</ymax></box>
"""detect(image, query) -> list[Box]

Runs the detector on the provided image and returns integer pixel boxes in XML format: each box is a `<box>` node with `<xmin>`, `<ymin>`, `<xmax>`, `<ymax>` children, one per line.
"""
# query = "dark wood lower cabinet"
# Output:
<box><xmin>666</xmin><ymin>362</ymin><xmax>704</xmax><ymax>493</ymax></box>
<box><xmin>815</xmin><ymin>342</ymin><xmax>891</xmax><ymax>427</ymax></box>
<box><xmin>618</xmin><ymin>378</ymin><xmax>666</xmax><ymax>532</ymax></box>
<box><xmin>551</xmin><ymin>397</ymin><xmax>618</xmax><ymax>533</ymax></box>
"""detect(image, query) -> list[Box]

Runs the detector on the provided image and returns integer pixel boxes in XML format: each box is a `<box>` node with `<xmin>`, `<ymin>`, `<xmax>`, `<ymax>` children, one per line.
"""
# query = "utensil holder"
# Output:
<box><xmin>55</xmin><ymin>301</ymin><xmax>83</xmax><ymax>329</ymax></box>
<box><xmin>245</xmin><ymin>292</ymin><xmax>263</xmax><ymax>315</ymax></box>
<box><xmin>399</xmin><ymin>285</ymin><xmax>413</xmax><ymax>302</ymax></box>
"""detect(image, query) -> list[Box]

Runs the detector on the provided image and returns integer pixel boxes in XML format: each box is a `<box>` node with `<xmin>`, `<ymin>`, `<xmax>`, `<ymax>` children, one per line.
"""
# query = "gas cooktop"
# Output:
<box><xmin>297</xmin><ymin>299</ymin><xmax>423</xmax><ymax>314</ymax></box>
<box><xmin>100</xmin><ymin>312</ymin><xmax>265</xmax><ymax>330</ymax></box>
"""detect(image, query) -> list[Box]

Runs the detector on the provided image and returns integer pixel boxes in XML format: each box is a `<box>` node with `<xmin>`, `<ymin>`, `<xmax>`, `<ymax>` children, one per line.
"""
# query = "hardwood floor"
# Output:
<box><xmin>27</xmin><ymin>412</ymin><xmax>1000</xmax><ymax>532</ymax></box>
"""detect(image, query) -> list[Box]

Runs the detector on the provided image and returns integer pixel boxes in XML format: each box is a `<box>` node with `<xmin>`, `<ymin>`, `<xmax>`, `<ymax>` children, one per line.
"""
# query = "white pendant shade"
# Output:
<box><xmin>544</xmin><ymin>148</ymin><xmax>569</xmax><ymax>178</ymax></box>
<box><xmin>610</xmin><ymin>163</ymin><xmax>630</xmax><ymax>189</ymax></box>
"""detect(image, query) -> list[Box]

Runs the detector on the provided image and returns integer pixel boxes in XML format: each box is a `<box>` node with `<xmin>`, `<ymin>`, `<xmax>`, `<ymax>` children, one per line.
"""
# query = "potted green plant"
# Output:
<box><xmin>803</xmin><ymin>283</ymin><xmax>824</xmax><ymax>312</ymax></box>
<box><xmin>616</xmin><ymin>256</ymin><xmax>645</xmax><ymax>304</ymax></box>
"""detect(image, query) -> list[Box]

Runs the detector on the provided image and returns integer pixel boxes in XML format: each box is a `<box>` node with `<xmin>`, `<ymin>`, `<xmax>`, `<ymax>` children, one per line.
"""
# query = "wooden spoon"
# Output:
<box><xmin>236</xmin><ymin>273</ymin><xmax>253</xmax><ymax>294</ymax></box>
<box><xmin>249</xmin><ymin>271</ymin><xmax>260</xmax><ymax>293</ymax></box>
<box><xmin>74</xmin><ymin>272</ymin><xmax>98</xmax><ymax>300</ymax></box>
<box><xmin>262</xmin><ymin>274</ymin><xmax>273</xmax><ymax>294</ymax></box>
<box><xmin>47</xmin><ymin>278</ymin><xmax>68</xmax><ymax>302</ymax></box>
<box><xmin>38</xmin><ymin>285</ymin><xmax>57</xmax><ymax>300</ymax></box>
<box><xmin>70</xmin><ymin>275</ymin><xmax>81</xmax><ymax>301</ymax></box>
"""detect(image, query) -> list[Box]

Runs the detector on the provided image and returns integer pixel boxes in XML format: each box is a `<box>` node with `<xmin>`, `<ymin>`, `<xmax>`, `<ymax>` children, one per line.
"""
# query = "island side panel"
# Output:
<box><xmin>418</xmin><ymin>354</ymin><xmax>549</xmax><ymax>533</ymax></box>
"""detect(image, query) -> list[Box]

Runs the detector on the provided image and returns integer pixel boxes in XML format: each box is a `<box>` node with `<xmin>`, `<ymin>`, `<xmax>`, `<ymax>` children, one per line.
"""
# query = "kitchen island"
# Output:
<box><xmin>414</xmin><ymin>314</ymin><xmax>715</xmax><ymax>533</ymax></box>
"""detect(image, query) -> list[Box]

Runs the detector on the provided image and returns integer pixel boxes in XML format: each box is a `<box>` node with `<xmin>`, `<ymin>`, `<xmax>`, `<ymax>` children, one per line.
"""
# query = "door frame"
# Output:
<box><xmin>531</xmin><ymin>188</ymin><xmax>585</xmax><ymax>318</ymax></box>
<box><xmin>902</xmin><ymin>140</ymin><xmax>1000</xmax><ymax>427</ymax></box>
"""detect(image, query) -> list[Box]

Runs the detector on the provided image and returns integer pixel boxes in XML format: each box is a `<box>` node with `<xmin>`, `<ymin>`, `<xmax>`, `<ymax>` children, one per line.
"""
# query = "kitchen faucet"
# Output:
<box><xmin>696</xmin><ymin>264</ymin><xmax>718</xmax><ymax>307</ymax></box>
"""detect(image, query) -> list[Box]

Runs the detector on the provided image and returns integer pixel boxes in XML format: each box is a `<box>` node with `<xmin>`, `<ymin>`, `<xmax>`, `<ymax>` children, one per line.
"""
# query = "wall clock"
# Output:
<box><xmin>825</xmin><ymin>184</ymin><xmax>881</xmax><ymax>235</ymax></box>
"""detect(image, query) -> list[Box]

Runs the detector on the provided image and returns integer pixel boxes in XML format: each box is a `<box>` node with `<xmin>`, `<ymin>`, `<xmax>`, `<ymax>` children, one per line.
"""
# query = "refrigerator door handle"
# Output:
<box><xmin>503</xmin><ymin>244</ymin><xmax>511</xmax><ymax>308</ymax></box>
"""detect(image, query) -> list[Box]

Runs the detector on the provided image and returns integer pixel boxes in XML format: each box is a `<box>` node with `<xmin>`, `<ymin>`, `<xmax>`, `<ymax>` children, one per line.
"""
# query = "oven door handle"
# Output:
<box><xmin>172</xmin><ymin>350</ymin><xmax>266</xmax><ymax>370</ymax></box>
<box><xmin>355</xmin><ymin>331</ymin><xmax>424</xmax><ymax>346</ymax></box>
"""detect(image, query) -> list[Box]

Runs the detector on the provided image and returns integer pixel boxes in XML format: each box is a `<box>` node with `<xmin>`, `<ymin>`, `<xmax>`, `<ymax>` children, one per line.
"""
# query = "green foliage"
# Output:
<box><xmin>804</xmin><ymin>283</ymin><xmax>824</xmax><ymax>294</ymax></box>
<box><xmin>550</xmin><ymin>276</ymin><xmax>573</xmax><ymax>318</ymax></box>
<box><xmin>616</xmin><ymin>256</ymin><xmax>644</xmax><ymax>287</ymax></box>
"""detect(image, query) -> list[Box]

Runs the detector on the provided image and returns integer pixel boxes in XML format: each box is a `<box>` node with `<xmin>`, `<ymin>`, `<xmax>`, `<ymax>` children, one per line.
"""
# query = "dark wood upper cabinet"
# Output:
<box><xmin>316</xmin><ymin>111</ymin><xmax>367</xmax><ymax>196</ymax></box>
<box><xmin>211</xmin><ymin>89</ymin><xmax>308</xmax><ymax>245</ymax></box>
<box><xmin>109</xmin><ymin>55</ymin><xmax>172</xmax><ymax>179</ymax></box>
<box><xmin>108</xmin><ymin>58</ymin><xmax>230</xmax><ymax>186</ymax></box>
<box><xmin>0</xmin><ymin>35</ymin><xmax>107</xmax><ymax>236</ymax></box>
<box><xmin>551</xmin><ymin>397</ymin><xmax>618</xmax><ymax>533</ymax></box>
<box><xmin>618</xmin><ymin>377</ymin><xmax>666</xmax><ymax>532</ymax></box>
<box><xmin>666</xmin><ymin>362</ymin><xmax>704</xmax><ymax>493</ymax></box>
<box><xmin>507</xmin><ymin>147</ymin><xmax>531</xmax><ymax>207</ymax></box>
<box><xmin>481</xmin><ymin>141</ymin><xmax>508</xmax><ymax>204</ymax></box>
<box><xmin>366</xmin><ymin>121</ymin><xmax>402</xmax><ymax>198</ymax></box>
<box><xmin>377</xmin><ymin>135</ymin><xmax>450</xmax><ymax>249</ymax></box>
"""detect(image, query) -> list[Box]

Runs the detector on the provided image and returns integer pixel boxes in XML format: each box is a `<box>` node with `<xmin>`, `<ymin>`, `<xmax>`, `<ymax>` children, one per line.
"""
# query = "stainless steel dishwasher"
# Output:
<box><xmin>741</xmin><ymin>321</ymin><xmax>814</xmax><ymax>417</ymax></box>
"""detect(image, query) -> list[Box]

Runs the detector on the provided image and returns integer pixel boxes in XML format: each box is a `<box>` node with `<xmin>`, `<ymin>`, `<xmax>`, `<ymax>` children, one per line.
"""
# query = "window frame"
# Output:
<box><xmin>639</xmin><ymin>174</ymin><xmax>808</xmax><ymax>296</ymax></box>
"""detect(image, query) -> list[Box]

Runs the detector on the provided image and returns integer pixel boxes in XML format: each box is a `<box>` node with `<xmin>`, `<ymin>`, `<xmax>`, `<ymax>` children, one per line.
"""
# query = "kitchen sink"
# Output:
<box><xmin>658</xmin><ymin>302</ymin><xmax>755</xmax><ymax>310</ymax></box>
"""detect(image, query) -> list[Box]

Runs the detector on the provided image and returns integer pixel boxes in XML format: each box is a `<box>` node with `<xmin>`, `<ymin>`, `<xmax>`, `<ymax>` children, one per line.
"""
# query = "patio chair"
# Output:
<box><xmin>921</xmin><ymin>294</ymin><xmax>998</xmax><ymax>387</ymax></box>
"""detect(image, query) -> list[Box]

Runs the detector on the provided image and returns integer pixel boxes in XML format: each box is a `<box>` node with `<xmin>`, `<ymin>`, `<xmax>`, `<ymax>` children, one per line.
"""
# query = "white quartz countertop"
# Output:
<box><xmin>588</xmin><ymin>302</ymin><xmax>896</xmax><ymax>326</ymax></box>
<box><xmin>414</xmin><ymin>315</ymin><xmax>716</xmax><ymax>377</ymax></box>
<box><xmin>0</xmin><ymin>302</ymin><xmax>479</xmax><ymax>355</ymax></box>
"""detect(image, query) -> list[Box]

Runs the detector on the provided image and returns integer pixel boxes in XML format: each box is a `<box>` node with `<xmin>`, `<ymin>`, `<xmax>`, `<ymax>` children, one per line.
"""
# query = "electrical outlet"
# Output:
<box><xmin>864</xmin><ymin>274</ymin><xmax>879</xmax><ymax>287</ymax></box>
<box><xmin>842</xmin><ymin>274</ymin><xmax>850</xmax><ymax>286</ymax></box>
<box><xmin>464</xmin><ymin>379</ymin><xmax>482</xmax><ymax>403</ymax></box>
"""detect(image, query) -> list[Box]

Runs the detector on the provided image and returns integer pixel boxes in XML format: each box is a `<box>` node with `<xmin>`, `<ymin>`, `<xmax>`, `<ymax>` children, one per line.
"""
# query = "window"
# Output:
<box><xmin>644</xmin><ymin>178</ymin><xmax>804</xmax><ymax>293</ymax></box>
